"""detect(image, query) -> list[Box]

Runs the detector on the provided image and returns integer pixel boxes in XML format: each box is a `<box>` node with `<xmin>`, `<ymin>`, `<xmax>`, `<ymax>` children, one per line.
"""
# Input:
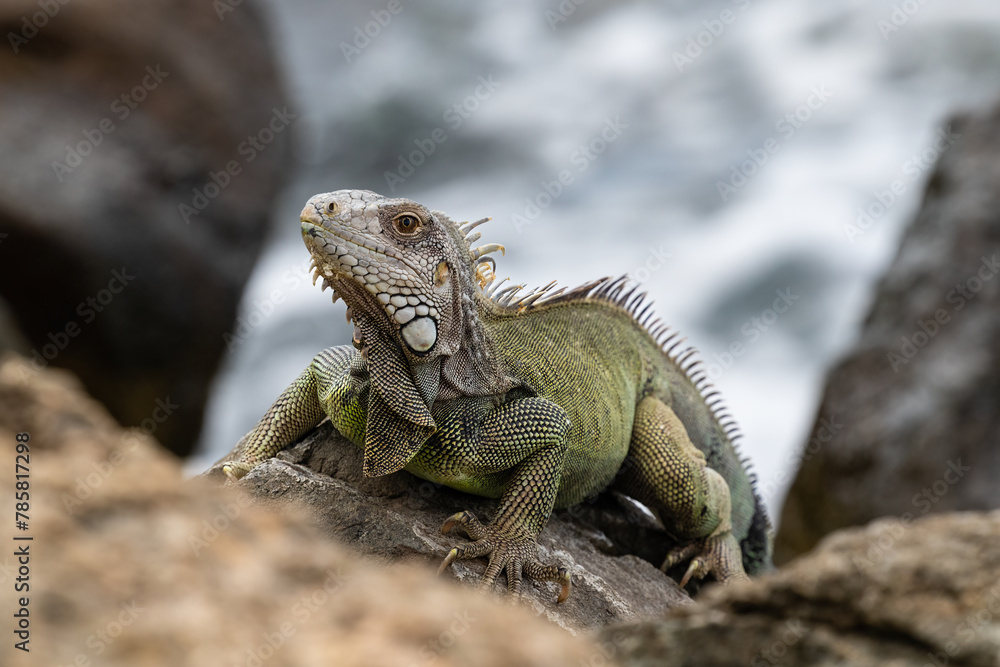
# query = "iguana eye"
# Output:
<box><xmin>326</xmin><ymin>201</ymin><xmax>339</xmax><ymax>214</ymax></box>
<box><xmin>392</xmin><ymin>212</ymin><xmax>422</xmax><ymax>236</ymax></box>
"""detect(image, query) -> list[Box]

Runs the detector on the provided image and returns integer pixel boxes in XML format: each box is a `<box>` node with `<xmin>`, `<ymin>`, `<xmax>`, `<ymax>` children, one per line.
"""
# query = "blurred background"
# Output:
<box><xmin>192</xmin><ymin>0</ymin><xmax>1000</xmax><ymax>521</ymax></box>
<box><xmin>3</xmin><ymin>0</ymin><xmax>1000</xmax><ymax>527</ymax></box>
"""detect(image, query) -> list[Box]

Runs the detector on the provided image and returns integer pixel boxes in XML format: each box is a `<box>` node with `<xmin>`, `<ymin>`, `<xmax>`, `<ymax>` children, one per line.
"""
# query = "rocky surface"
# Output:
<box><xmin>775</xmin><ymin>102</ymin><xmax>1000</xmax><ymax>563</ymax></box>
<box><xmin>206</xmin><ymin>421</ymin><xmax>691</xmax><ymax>633</ymax></box>
<box><xmin>0</xmin><ymin>0</ymin><xmax>291</xmax><ymax>457</ymax></box>
<box><xmin>602</xmin><ymin>511</ymin><xmax>1000</xmax><ymax>667</ymax></box>
<box><xmin>0</xmin><ymin>353</ymin><xmax>602</xmax><ymax>667</ymax></box>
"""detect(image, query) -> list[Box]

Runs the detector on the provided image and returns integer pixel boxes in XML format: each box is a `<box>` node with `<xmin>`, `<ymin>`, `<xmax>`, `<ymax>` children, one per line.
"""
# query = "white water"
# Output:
<box><xmin>193</xmin><ymin>0</ymin><xmax>1000</xmax><ymax>522</ymax></box>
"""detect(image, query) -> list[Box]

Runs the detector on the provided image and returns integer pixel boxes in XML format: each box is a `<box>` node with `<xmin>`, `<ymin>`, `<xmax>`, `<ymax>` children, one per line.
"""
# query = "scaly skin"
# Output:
<box><xmin>220</xmin><ymin>189</ymin><xmax>771</xmax><ymax>602</ymax></box>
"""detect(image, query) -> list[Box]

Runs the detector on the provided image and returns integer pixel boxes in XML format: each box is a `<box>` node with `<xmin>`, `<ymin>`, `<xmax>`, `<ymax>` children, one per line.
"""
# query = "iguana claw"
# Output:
<box><xmin>441</xmin><ymin>510</ymin><xmax>477</xmax><ymax>535</ymax></box>
<box><xmin>558</xmin><ymin>574</ymin><xmax>571</xmax><ymax>604</ymax></box>
<box><xmin>661</xmin><ymin>531</ymin><xmax>750</xmax><ymax>587</ymax></box>
<box><xmin>437</xmin><ymin>548</ymin><xmax>459</xmax><ymax>576</ymax></box>
<box><xmin>436</xmin><ymin>510</ymin><xmax>571</xmax><ymax>604</ymax></box>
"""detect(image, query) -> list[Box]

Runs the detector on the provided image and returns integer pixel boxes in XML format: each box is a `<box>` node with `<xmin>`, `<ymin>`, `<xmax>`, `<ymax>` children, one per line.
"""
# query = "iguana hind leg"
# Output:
<box><xmin>613</xmin><ymin>395</ymin><xmax>749</xmax><ymax>587</ymax></box>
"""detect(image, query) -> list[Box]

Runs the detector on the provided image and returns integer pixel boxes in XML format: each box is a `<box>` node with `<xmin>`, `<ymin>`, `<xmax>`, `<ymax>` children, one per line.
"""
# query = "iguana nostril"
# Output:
<box><xmin>300</xmin><ymin>203</ymin><xmax>322</xmax><ymax>225</ymax></box>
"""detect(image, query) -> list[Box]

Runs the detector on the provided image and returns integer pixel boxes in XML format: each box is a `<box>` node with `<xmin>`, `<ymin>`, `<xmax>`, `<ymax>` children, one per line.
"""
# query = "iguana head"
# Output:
<box><xmin>299</xmin><ymin>189</ymin><xmax>501</xmax><ymax>367</ymax></box>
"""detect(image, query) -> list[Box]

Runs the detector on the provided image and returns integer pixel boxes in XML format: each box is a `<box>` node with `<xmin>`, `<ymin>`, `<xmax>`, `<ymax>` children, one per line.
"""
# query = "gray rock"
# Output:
<box><xmin>775</xmin><ymin>102</ymin><xmax>1000</xmax><ymax>563</ymax></box>
<box><xmin>0</xmin><ymin>0</ymin><xmax>291</xmax><ymax>456</ymax></box>
<box><xmin>601</xmin><ymin>511</ymin><xmax>1000</xmax><ymax>667</ymax></box>
<box><xmin>209</xmin><ymin>421</ymin><xmax>691</xmax><ymax>633</ymax></box>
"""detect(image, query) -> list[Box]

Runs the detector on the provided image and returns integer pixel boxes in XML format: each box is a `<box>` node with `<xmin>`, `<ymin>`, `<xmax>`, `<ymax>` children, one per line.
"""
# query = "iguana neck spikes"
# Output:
<box><xmin>438</xmin><ymin>216</ymin><xmax>513</xmax><ymax>400</ymax></box>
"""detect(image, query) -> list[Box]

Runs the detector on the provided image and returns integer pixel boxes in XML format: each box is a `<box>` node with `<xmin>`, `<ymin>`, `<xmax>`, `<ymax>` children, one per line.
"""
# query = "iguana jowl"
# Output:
<box><xmin>222</xmin><ymin>189</ymin><xmax>771</xmax><ymax>601</ymax></box>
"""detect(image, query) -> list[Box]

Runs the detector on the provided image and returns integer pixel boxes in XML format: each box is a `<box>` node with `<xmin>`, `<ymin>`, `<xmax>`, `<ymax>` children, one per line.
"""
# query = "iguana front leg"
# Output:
<box><xmin>220</xmin><ymin>346</ymin><xmax>358</xmax><ymax>480</ymax></box>
<box><xmin>614</xmin><ymin>396</ymin><xmax>749</xmax><ymax>587</ymax></box>
<box><xmin>432</xmin><ymin>397</ymin><xmax>573</xmax><ymax>603</ymax></box>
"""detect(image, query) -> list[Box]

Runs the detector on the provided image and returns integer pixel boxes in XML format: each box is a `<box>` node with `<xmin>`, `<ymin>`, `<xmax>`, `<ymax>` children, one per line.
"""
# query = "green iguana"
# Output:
<box><xmin>221</xmin><ymin>189</ymin><xmax>772</xmax><ymax>602</ymax></box>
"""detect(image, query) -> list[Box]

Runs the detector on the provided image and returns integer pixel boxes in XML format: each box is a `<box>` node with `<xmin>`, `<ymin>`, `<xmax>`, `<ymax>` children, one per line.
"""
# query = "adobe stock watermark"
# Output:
<box><xmin>51</xmin><ymin>65</ymin><xmax>170</xmax><ymax>182</ymax></box>
<box><xmin>557</xmin><ymin>454</ymin><xmax>644</xmax><ymax>524</ymax></box>
<box><xmin>757</xmin><ymin>415</ymin><xmax>842</xmax><ymax>504</ymax></box>
<box><xmin>844</xmin><ymin>126</ymin><xmax>961</xmax><ymax>243</ymax></box>
<box><xmin>383</xmin><ymin>75</ymin><xmax>502</xmax><ymax>192</ymax></box>
<box><xmin>404</xmin><ymin>610</ymin><xmax>477</xmax><ymax>667</ymax></box>
<box><xmin>510</xmin><ymin>116</ymin><xmax>628</xmax><ymax>233</ymax></box>
<box><xmin>340</xmin><ymin>0</ymin><xmax>413</xmax><ymax>62</ymax></box>
<box><xmin>578</xmin><ymin>630</ymin><xmax>629</xmax><ymax>667</ymax></box>
<box><xmin>877</xmin><ymin>0</ymin><xmax>933</xmax><ymax>40</ymax></box>
<box><xmin>704</xmin><ymin>287</ymin><xmax>800</xmax><ymax>380</ymax></box>
<box><xmin>626</xmin><ymin>245</ymin><xmax>672</xmax><ymax>285</ymax></box>
<box><xmin>853</xmin><ymin>459</ymin><xmax>971</xmax><ymax>577</ymax></box>
<box><xmin>887</xmin><ymin>254</ymin><xmax>998</xmax><ymax>372</ymax></box>
<box><xmin>223</xmin><ymin>256</ymin><xmax>316</xmax><ymax>352</ymax></box>
<box><xmin>61</xmin><ymin>396</ymin><xmax>178</xmax><ymax>515</ymax></box>
<box><xmin>545</xmin><ymin>0</ymin><xmax>588</xmax><ymax>30</ymax></box>
<box><xmin>21</xmin><ymin>268</ymin><xmax>135</xmax><ymax>381</ymax></box>
<box><xmin>7</xmin><ymin>0</ymin><xmax>71</xmax><ymax>54</ymax></box>
<box><xmin>717</xmin><ymin>85</ymin><xmax>833</xmax><ymax>201</ymax></box>
<box><xmin>924</xmin><ymin>582</ymin><xmax>1000</xmax><ymax>667</ymax></box>
<box><xmin>751</xmin><ymin>619</ymin><xmax>810</xmax><ymax>666</ymax></box>
<box><xmin>672</xmin><ymin>0</ymin><xmax>752</xmax><ymax>72</ymax></box>
<box><xmin>54</xmin><ymin>600</ymin><xmax>145</xmax><ymax>667</ymax></box>
<box><xmin>85</xmin><ymin>601</ymin><xmax>145</xmax><ymax>659</ymax></box>
<box><xmin>213</xmin><ymin>0</ymin><xmax>250</xmax><ymax>21</ymax></box>
<box><xmin>235</xmin><ymin>568</ymin><xmax>350</xmax><ymax>667</ymax></box>
<box><xmin>188</xmin><ymin>495</ymin><xmax>252</xmax><ymax>556</ymax></box>
<box><xmin>179</xmin><ymin>106</ymin><xmax>297</xmax><ymax>224</ymax></box>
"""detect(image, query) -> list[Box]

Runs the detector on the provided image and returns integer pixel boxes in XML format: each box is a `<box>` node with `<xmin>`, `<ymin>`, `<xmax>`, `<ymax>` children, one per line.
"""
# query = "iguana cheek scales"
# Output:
<box><xmin>222</xmin><ymin>189</ymin><xmax>772</xmax><ymax>603</ymax></box>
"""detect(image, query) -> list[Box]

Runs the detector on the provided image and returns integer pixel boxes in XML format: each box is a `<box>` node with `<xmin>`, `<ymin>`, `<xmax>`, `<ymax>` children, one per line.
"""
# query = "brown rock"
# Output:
<box><xmin>776</xmin><ymin>102</ymin><xmax>1000</xmax><ymax>563</ymax></box>
<box><xmin>602</xmin><ymin>511</ymin><xmax>1000</xmax><ymax>667</ymax></box>
<box><xmin>0</xmin><ymin>353</ymin><xmax>604</xmax><ymax>666</ymax></box>
<box><xmin>0</xmin><ymin>0</ymin><xmax>292</xmax><ymax>456</ymax></box>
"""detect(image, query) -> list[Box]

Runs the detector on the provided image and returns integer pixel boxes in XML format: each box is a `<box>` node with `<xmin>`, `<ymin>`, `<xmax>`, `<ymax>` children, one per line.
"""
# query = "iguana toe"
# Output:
<box><xmin>221</xmin><ymin>461</ymin><xmax>254</xmax><ymax>482</ymax></box>
<box><xmin>661</xmin><ymin>531</ymin><xmax>750</xmax><ymax>587</ymax></box>
<box><xmin>437</xmin><ymin>510</ymin><xmax>571</xmax><ymax>604</ymax></box>
<box><xmin>524</xmin><ymin>561</ymin><xmax>572</xmax><ymax>603</ymax></box>
<box><xmin>441</xmin><ymin>510</ymin><xmax>486</xmax><ymax>539</ymax></box>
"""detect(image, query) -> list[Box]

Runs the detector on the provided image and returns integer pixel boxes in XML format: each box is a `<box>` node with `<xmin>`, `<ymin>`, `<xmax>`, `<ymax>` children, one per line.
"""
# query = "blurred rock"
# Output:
<box><xmin>0</xmin><ymin>0</ymin><xmax>292</xmax><ymax>457</ymax></box>
<box><xmin>0</xmin><ymin>354</ymin><xmax>601</xmax><ymax>667</ymax></box>
<box><xmin>206</xmin><ymin>421</ymin><xmax>691</xmax><ymax>633</ymax></box>
<box><xmin>775</xmin><ymin>102</ymin><xmax>1000</xmax><ymax>563</ymax></box>
<box><xmin>602</xmin><ymin>511</ymin><xmax>1000</xmax><ymax>667</ymax></box>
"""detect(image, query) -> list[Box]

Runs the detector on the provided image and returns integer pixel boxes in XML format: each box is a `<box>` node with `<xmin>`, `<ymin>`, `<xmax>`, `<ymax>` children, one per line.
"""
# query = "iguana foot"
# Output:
<box><xmin>220</xmin><ymin>461</ymin><xmax>254</xmax><ymax>482</ymax></box>
<box><xmin>437</xmin><ymin>511</ymin><xmax>571</xmax><ymax>604</ymax></box>
<box><xmin>660</xmin><ymin>530</ymin><xmax>750</xmax><ymax>587</ymax></box>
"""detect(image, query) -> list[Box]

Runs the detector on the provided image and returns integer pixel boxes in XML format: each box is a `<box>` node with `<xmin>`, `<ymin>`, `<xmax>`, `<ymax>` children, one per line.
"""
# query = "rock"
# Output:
<box><xmin>0</xmin><ymin>0</ymin><xmax>291</xmax><ymax>457</ymax></box>
<box><xmin>207</xmin><ymin>421</ymin><xmax>691</xmax><ymax>633</ymax></box>
<box><xmin>600</xmin><ymin>510</ymin><xmax>1000</xmax><ymax>667</ymax></box>
<box><xmin>775</xmin><ymin>102</ymin><xmax>1000</xmax><ymax>563</ymax></box>
<box><xmin>0</xmin><ymin>353</ymin><xmax>602</xmax><ymax>667</ymax></box>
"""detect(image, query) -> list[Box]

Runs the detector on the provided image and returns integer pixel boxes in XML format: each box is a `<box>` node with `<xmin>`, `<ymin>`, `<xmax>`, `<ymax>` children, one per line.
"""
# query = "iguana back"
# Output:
<box><xmin>483</xmin><ymin>278</ymin><xmax>771</xmax><ymax>574</ymax></box>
